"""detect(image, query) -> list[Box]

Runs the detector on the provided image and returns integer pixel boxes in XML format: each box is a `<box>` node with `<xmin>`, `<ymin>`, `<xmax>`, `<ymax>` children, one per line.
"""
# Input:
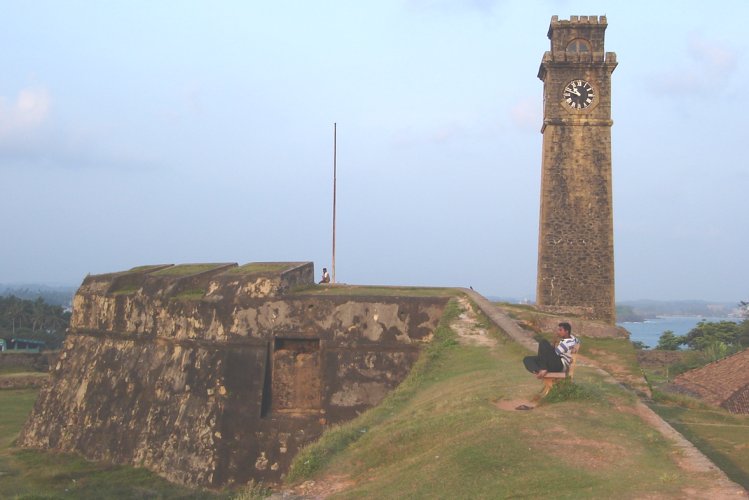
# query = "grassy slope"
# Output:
<box><xmin>287</xmin><ymin>301</ymin><xmax>712</xmax><ymax>499</ymax></box>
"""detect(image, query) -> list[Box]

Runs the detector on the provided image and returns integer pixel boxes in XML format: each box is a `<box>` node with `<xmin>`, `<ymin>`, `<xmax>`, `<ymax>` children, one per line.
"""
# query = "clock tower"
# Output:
<box><xmin>536</xmin><ymin>15</ymin><xmax>618</xmax><ymax>324</ymax></box>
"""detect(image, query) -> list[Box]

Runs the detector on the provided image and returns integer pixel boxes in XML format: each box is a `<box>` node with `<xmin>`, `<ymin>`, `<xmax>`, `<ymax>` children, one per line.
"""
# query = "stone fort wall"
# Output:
<box><xmin>18</xmin><ymin>262</ymin><xmax>448</xmax><ymax>487</ymax></box>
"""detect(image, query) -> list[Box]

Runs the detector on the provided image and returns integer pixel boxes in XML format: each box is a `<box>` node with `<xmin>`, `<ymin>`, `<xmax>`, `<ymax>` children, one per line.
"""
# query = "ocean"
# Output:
<box><xmin>618</xmin><ymin>316</ymin><xmax>741</xmax><ymax>348</ymax></box>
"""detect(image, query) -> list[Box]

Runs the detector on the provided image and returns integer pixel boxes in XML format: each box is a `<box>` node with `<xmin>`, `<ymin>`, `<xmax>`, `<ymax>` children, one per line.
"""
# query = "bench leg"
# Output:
<box><xmin>540</xmin><ymin>378</ymin><xmax>555</xmax><ymax>397</ymax></box>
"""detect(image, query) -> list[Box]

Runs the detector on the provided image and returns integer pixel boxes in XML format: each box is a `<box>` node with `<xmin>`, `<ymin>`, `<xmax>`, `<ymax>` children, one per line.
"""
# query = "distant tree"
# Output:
<box><xmin>732</xmin><ymin>301</ymin><xmax>749</xmax><ymax>348</ymax></box>
<box><xmin>31</xmin><ymin>297</ymin><xmax>47</xmax><ymax>331</ymax></box>
<box><xmin>0</xmin><ymin>295</ymin><xmax>69</xmax><ymax>348</ymax></box>
<box><xmin>737</xmin><ymin>319</ymin><xmax>749</xmax><ymax>348</ymax></box>
<box><xmin>631</xmin><ymin>340</ymin><xmax>648</xmax><ymax>350</ymax></box>
<box><xmin>656</xmin><ymin>330</ymin><xmax>684</xmax><ymax>350</ymax></box>
<box><xmin>3</xmin><ymin>296</ymin><xmax>26</xmax><ymax>334</ymax></box>
<box><xmin>701</xmin><ymin>340</ymin><xmax>734</xmax><ymax>363</ymax></box>
<box><xmin>683</xmin><ymin>320</ymin><xmax>741</xmax><ymax>350</ymax></box>
<box><xmin>1</xmin><ymin>286</ymin><xmax>75</xmax><ymax>307</ymax></box>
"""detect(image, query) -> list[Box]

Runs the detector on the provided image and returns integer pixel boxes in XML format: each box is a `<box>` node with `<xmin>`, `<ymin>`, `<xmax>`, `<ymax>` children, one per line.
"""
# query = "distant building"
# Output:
<box><xmin>672</xmin><ymin>348</ymin><xmax>749</xmax><ymax>414</ymax></box>
<box><xmin>5</xmin><ymin>338</ymin><xmax>46</xmax><ymax>352</ymax></box>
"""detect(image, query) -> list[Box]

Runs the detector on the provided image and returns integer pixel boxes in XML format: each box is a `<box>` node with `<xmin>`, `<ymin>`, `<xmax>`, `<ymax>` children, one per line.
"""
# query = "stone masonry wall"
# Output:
<box><xmin>19</xmin><ymin>262</ymin><xmax>448</xmax><ymax>487</ymax></box>
<box><xmin>537</xmin><ymin>121</ymin><xmax>615</xmax><ymax>322</ymax></box>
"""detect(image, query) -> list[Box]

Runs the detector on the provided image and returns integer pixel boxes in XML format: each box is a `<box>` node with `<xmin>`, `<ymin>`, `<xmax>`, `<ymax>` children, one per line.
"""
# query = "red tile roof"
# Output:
<box><xmin>673</xmin><ymin>348</ymin><xmax>749</xmax><ymax>414</ymax></box>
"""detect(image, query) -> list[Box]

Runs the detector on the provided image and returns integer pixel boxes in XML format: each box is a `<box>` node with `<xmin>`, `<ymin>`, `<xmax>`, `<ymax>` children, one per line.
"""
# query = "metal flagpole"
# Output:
<box><xmin>332</xmin><ymin>123</ymin><xmax>337</xmax><ymax>284</ymax></box>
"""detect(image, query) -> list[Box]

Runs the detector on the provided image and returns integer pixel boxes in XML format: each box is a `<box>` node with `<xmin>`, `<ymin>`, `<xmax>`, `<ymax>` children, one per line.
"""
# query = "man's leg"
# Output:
<box><xmin>523</xmin><ymin>355</ymin><xmax>542</xmax><ymax>374</ymax></box>
<box><xmin>538</xmin><ymin>339</ymin><xmax>564</xmax><ymax>373</ymax></box>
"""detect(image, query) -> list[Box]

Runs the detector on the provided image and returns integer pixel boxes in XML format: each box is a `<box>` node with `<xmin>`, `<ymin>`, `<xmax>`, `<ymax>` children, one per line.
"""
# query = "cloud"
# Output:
<box><xmin>0</xmin><ymin>108</ymin><xmax>156</xmax><ymax>173</ymax></box>
<box><xmin>652</xmin><ymin>33</ymin><xmax>738</xmax><ymax>95</ymax></box>
<box><xmin>0</xmin><ymin>87</ymin><xmax>51</xmax><ymax>138</ymax></box>
<box><xmin>0</xmin><ymin>85</ymin><xmax>157</xmax><ymax>172</ymax></box>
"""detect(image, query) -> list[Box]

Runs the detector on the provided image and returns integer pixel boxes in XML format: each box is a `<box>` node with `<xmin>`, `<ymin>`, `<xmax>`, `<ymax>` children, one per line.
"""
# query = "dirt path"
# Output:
<box><xmin>451</xmin><ymin>296</ymin><xmax>497</xmax><ymax>348</ymax></box>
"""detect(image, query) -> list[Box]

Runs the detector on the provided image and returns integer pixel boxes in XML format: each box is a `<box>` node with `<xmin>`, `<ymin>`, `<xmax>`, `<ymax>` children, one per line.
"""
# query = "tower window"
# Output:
<box><xmin>566</xmin><ymin>39</ymin><xmax>591</xmax><ymax>53</ymax></box>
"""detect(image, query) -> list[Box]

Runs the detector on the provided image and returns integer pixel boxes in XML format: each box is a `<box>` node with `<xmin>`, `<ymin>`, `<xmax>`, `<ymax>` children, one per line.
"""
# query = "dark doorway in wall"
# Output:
<box><xmin>271</xmin><ymin>338</ymin><xmax>321</xmax><ymax>413</ymax></box>
<box><xmin>260</xmin><ymin>342</ymin><xmax>273</xmax><ymax>417</ymax></box>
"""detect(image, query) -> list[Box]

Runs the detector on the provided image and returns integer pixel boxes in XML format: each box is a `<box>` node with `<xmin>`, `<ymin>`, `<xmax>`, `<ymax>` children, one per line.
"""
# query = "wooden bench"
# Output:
<box><xmin>540</xmin><ymin>345</ymin><xmax>579</xmax><ymax>397</ymax></box>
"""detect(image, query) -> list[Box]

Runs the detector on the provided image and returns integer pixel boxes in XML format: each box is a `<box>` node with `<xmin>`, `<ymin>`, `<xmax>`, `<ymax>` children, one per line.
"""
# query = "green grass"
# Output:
<box><xmin>128</xmin><ymin>265</ymin><xmax>170</xmax><ymax>273</ymax></box>
<box><xmin>110</xmin><ymin>284</ymin><xmax>141</xmax><ymax>295</ymax></box>
<box><xmin>226</xmin><ymin>263</ymin><xmax>295</xmax><ymax>275</ymax></box>
<box><xmin>542</xmin><ymin>377</ymin><xmax>603</xmax><ymax>403</ymax></box>
<box><xmin>581</xmin><ymin>337</ymin><xmax>640</xmax><ymax>370</ymax></box>
<box><xmin>286</xmin><ymin>302</ymin><xmax>711</xmax><ymax>499</ymax></box>
<box><xmin>152</xmin><ymin>264</ymin><xmax>231</xmax><ymax>277</ymax></box>
<box><xmin>0</xmin><ymin>389</ymin><xmax>38</xmax><ymax>450</ymax></box>
<box><xmin>650</xmin><ymin>400</ymin><xmax>749</xmax><ymax>489</ymax></box>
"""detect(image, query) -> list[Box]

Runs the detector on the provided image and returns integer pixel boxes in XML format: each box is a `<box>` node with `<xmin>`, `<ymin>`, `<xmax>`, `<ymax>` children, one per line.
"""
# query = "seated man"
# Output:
<box><xmin>319</xmin><ymin>267</ymin><xmax>330</xmax><ymax>284</ymax></box>
<box><xmin>523</xmin><ymin>322</ymin><xmax>579</xmax><ymax>379</ymax></box>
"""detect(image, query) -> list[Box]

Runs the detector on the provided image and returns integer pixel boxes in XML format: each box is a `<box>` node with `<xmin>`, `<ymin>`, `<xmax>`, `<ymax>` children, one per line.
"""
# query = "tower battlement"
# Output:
<box><xmin>546</xmin><ymin>14</ymin><xmax>611</xmax><ymax>59</ymax></box>
<box><xmin>550</xmin><ymin>15</ymin><xmax>607</xmax><ymax>26</ymax></box>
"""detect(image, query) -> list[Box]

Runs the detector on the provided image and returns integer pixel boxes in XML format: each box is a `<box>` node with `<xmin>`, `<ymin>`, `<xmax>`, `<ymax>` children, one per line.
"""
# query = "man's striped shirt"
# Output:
<box><xmin>555</xmin><ymin>335</ymin><xmax>580</xmax><ymax>368</ymax></box>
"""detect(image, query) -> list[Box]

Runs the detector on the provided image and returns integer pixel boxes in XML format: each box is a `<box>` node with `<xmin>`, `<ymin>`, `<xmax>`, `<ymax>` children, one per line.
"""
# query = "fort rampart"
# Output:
<box><xmin>19</xmin><ymin>262</ymin><xmax>448</xmax><ymax>487</ymax></box>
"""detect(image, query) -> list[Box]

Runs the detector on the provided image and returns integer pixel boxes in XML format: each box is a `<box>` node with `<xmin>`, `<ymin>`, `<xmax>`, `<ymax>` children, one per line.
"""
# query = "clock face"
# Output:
<box><xmin>563</xmin><ymin>80</ymin><xmax>595</xmax><ymax>109</ymax></box>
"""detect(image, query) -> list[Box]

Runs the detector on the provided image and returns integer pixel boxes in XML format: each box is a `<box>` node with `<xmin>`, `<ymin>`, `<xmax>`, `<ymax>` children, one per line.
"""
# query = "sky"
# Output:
<box><xmin>1</xmin><ymin>0</ymin><xmax>747</xmax><ymax>303</ymax></box>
